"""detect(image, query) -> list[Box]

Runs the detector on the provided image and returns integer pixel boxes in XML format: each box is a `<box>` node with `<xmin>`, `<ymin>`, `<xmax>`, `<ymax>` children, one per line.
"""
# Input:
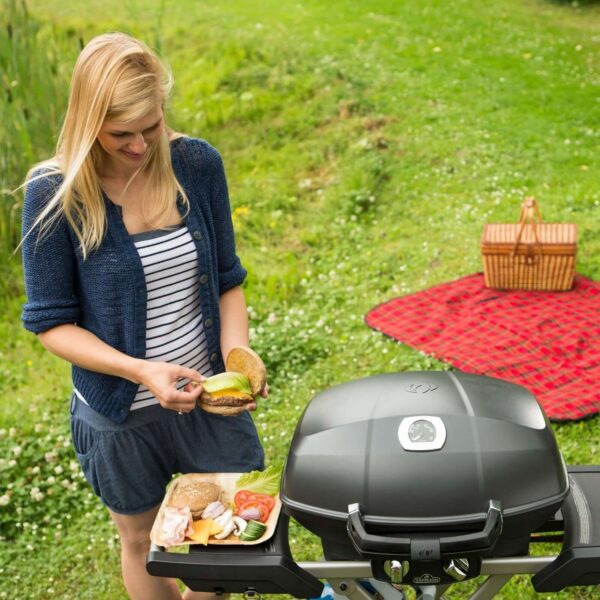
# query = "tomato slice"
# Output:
<box><xmin>247</xmin><ymin>493</ymin><xmax>275</xmax><ymax>511</ymax></box>
<box><xmin>234</xmin><ymin>490</ymin><xmax>253</xmax><ymax>507</ymax></box>
<box><xmin>234</xmin><ymin>490</ymin><xmax>275</xmax><ymax>511</ymax></box>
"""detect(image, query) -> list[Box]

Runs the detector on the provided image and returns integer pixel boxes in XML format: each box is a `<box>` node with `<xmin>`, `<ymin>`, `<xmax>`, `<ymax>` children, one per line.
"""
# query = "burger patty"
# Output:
<box><xmin>200</xmin><ymin>394</ymin><xmax>252</xmax><ymax>407</ymax></box>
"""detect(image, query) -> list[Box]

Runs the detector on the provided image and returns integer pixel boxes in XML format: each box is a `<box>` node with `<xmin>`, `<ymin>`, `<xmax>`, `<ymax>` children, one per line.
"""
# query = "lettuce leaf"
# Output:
<box><xmin>235</xmin><ymin>465</ymin><xmax>281</xmax><ymax>496</ymax></box>
<box><xmin>203</xmin><ymin>372</ymin><xmax>251</xmax><ymax>394</ymax></box>
<box><xmin>166</xmin><ymin>544</ymin><xmax>190</xmax><ymax>554</ymax></box>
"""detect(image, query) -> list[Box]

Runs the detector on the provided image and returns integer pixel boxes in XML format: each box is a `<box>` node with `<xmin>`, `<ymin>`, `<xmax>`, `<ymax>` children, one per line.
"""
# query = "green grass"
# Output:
<box><xmin>1</xmin><ymin>0</ymin><xmax>599</xmax><ymax>597</ymax></box>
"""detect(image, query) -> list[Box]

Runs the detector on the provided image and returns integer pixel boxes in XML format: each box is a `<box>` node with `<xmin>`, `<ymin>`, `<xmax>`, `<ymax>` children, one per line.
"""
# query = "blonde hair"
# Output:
<box><xmin>24</xmin><ymin>32</ymin><xmax>188</xmax><ymax>258</ymax></box>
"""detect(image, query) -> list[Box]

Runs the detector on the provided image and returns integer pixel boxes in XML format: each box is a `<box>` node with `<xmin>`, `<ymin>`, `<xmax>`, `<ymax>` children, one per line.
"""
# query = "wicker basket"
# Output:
<box><xmin>481</xmin><ymin>197</ymin><xmax>577</xmax><ymax>291</ymax></box>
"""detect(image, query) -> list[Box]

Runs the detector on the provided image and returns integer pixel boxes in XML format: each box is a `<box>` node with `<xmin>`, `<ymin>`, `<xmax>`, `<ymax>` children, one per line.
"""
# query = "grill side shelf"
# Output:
<box><xmin>532</xmin><ymin>465</ymin><xmax>600</xmax><ymax>592</ymax></box>
<box><xmin>146</xmin><ymin>512</ymin><xmax>323</xmax><ymax>598</ymax></box>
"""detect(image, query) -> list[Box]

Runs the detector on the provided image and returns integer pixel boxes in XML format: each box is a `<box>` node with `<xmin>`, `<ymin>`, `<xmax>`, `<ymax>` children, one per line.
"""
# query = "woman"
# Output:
<box><xmin>21</xmin><ymin>32</ymin><xmax>265</xmax><ymax>599</ymax></box>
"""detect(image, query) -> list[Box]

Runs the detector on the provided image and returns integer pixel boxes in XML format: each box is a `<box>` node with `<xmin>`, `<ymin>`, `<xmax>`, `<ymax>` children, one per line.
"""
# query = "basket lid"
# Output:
<box><xmin>481</xmin><ymin>223</ymin><xmax>577</xmax><ymax>255</ymax></box>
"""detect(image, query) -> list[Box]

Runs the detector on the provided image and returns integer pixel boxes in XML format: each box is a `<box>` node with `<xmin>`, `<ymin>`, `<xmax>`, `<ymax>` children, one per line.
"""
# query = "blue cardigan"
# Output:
<box><xmin>21</xmin><ymin>137</ymin><xmax>247</xmax><ymax>423</ymax></box>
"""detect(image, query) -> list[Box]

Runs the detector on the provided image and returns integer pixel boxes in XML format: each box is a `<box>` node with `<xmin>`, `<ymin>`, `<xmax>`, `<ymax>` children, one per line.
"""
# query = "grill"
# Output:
<box><xmin>280</xmin><ymin>371</ymin><xmax>569</xmax><ymax>584</ymax></box>
<box><xmin>147</xmin><ymin>370</ymin><xmax>600</xmax><ymax>597</ymax></box>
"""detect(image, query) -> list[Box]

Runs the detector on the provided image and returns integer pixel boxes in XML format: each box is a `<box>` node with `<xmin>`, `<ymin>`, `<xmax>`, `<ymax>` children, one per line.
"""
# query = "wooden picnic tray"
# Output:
<box><xmin>150</xmin><ymin>472</ymin><xmax>281</xmax><ymax>547</ymax></box>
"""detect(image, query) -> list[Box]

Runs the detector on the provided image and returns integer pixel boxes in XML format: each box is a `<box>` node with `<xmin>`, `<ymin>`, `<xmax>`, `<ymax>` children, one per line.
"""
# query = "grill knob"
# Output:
<box><xmin>443</xmin><ymin>558</ymin><xmax>470</xmax><ymax>581</ymax></box>
<box><xmin>383</xmin><ymin>559</ymin><xmax>410</xmax><ymax>584</ymax></box>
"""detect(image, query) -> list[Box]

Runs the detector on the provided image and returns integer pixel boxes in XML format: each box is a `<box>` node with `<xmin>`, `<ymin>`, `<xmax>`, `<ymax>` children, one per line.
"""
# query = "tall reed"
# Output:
<box><xmin>0</xmin><ymin>0</ymin><xmax>80</xmax><ymax>297</ymax></box>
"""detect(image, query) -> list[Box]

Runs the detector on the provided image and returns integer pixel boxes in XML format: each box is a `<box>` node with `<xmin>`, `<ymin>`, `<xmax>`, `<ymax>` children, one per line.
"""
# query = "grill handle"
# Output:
<box><xmin>346</xmin><ymin>500</ymin><xmax>503</xmax><ymax>558</ymax></box>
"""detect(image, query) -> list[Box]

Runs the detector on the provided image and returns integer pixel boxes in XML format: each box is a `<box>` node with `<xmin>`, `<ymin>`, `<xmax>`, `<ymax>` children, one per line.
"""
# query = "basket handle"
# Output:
<box><xmin>512</xmin><ymin>197</ymin><xmax>543</xmax><ymax>260</ymax></box>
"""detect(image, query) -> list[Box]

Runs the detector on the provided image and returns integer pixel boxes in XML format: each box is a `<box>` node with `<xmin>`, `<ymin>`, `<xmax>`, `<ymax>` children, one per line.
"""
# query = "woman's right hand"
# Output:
<box><xmin>136</xmin><ymin>360</ymin><xmax>205</xmax><ymax>413</ymax></box>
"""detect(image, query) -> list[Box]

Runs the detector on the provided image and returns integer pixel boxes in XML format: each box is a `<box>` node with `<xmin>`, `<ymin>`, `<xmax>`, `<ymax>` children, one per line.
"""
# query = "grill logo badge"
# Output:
<box><xmin>405</xmin><ymin>382</ymin><xmax>438</xmax><ymax>394</ymax></box>
<box><xmin>413</xmin><ymin>573</ymin><xmax>441</xmax><ymax>585</ymax></box>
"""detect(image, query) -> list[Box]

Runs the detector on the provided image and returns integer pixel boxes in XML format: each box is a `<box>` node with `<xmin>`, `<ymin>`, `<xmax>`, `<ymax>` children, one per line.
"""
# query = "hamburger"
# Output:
<box><xmin>198</xmin><ymin>346</ymin><xmax>267</xmax><ymax>416</ymax></box>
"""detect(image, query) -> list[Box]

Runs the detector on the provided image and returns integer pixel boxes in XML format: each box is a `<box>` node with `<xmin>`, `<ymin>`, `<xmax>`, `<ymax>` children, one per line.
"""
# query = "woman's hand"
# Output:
<box><xmin>136</xmin><ymin>360</ymin><xmax>205</xmax><ymax>413</ymax></box>
<box><xmin>244</xmin><ymin>380</ymin><xmax>269</xmax><ymax>412</ymax></box>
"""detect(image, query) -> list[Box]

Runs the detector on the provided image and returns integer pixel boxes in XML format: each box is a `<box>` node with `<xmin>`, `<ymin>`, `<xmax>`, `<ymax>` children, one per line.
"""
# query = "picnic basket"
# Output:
<box><xmin>481</xmin><ymin>197</ymin><xmax>577</xmax><ymax>291</ymax></box>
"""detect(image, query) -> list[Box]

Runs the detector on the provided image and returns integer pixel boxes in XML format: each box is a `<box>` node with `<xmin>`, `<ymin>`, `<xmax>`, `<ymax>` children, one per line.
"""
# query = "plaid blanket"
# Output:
<box><xmin>365</xmin><ymin>273</ymin><xmax>600</xmax><ymax>421</ymax></box>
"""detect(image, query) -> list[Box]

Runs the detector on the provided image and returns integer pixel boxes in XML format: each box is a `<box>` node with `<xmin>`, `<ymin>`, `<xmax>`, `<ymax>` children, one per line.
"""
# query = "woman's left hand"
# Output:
<box><xmin>244</xmin><ymin>382</ymin><xmax>268</xmax><ymax>412</ymax></box>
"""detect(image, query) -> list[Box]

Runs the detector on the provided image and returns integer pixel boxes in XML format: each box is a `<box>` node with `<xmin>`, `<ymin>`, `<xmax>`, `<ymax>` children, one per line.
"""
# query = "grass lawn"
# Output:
<box><xmin>0</xmin><ymin>0</ymin><xmax>599</xmax><ymax>598</ymax></box>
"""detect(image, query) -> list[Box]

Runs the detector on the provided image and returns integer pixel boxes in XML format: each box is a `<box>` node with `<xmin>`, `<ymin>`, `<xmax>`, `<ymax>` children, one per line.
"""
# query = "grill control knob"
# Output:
<box><xmin>383</xmin><ymin>559</ymin><xmax>410</xmax><ymax>584</ymax></box>
<box><xmin>443</xmin><ymin>558</ymin><xmax>470</xmax><ymax>581</ymax></box>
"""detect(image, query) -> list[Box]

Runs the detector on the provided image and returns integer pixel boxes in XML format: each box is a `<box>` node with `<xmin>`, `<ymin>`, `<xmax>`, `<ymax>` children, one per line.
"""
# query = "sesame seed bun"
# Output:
<box><xmin>168</xmin><ymin>476</ymin><xmax>221</xmax><ymax>518</ymax></box>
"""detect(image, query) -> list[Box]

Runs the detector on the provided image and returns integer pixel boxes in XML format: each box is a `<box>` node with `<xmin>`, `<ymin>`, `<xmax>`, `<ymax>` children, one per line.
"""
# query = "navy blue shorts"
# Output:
<box><xmin>70</xmin><ymin>394</ymin><xmax>264</xmax><ymax>515</ymax></box>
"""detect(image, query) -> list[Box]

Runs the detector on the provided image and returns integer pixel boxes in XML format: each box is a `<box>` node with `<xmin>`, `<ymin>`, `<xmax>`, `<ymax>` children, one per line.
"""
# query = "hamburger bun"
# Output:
<box><xmin>168</xmin><ymin>475</ymin><xmax>221</xmax><ymax>518</ymax></box>
<box><xmin>197</xmin><ymin>400</ymin><xmax>249</xmax><ymax>417</ymax></box>
<box><xmin>225</xmin><ymin>346</ymin><xmax>267</xmax><ymax>395</ymax></box>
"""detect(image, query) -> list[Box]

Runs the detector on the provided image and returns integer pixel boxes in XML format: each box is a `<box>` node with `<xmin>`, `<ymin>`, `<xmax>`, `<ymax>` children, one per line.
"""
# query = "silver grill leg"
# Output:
<box><xmin>415</xmin><ymin>584</ymin><xmax>452</xmax><ymax>599</ymax></box>
<box><xmin>465</xmin><ymin>575</ymin><xmax>512</xmax><ymax>600</ymax></box>
<box><xmin>328</xmin><ymin>578</ymin><xmax>405</xmax><ymax>600</ymax></box>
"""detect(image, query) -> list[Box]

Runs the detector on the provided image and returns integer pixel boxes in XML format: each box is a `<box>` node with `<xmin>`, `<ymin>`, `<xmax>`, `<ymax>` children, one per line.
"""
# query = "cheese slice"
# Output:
<box><xmin>189</xmin><ymin>519</ymin><xmax>213</xmax><ymax>545</ymax></box>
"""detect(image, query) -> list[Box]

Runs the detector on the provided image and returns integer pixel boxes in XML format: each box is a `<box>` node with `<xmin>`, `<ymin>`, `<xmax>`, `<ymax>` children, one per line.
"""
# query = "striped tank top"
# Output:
<box><xmin>74</xmin><ymin>225</ymin><xmax>213</xmax><ymax>411</ymax></box>
<box><xmin>129</xmin><ymin>225</ymin><xmax>213</xmax><ymax>410</ymax></box>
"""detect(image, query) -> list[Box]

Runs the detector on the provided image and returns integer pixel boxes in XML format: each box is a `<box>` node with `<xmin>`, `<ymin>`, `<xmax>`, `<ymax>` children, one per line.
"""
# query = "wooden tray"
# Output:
<box><xmin>150</xmin><ymin>472</ymin><xmax>281</xmax><ymax>547</ymax></box>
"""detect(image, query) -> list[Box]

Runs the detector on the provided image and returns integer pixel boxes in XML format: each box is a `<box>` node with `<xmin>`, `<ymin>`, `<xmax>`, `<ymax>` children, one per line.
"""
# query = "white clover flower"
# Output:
<box><xmin>44</xmin><ymin>452</ymin><xmax>57</xmax><ymax>463</ymax></box>
<box><xmin>0</xmin><ymin>495</ymin><xmax>10</xmax><ymax>506</ymax></box>
<box><xmin>8</xmin><ymin>460</ymin><xmax>16</xmax><ymax>468</ymax></box>
<box><xmin>8</xmin><ymin>428</ymin><xmax>16</xmax><ymax>437</ymax></box>
<box><xmin>34</xmin><ymin>423</ymin><xmax>43</xmax><ymax>433</ymax></box>
<box><xmin>12</xmin><ymin>446</ymin><xmax>22</xmax><ymax>457</ymax></box>
<box><xmin>267</xmin><ymin>312</ymin><xmax>277</xmax><ymax>325</ymax></box>
<box><xmin>53</xmin><ymin>465</ymin><xmax>64</xmax><ymax>475</ymax></box>
<box><xmin>46</xmin><ymin>476</ymin><xmax>56</xmax><ymax>485</ymax></box>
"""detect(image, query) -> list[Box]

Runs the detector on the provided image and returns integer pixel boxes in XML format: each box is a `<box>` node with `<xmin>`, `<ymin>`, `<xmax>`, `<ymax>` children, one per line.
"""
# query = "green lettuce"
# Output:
<box><xmin>167</xmin><ymin>544</ymin><xmax>190</xmax><ymax>554</ymax></box>
<box><xmin>203</xmin><ymin>371</ymin><xmax>252</xmax><ymax>395</ymax></box>
<box><xmin>235</xmin><ymin>465</ymin><xmax>281</xmax><ymax>496</ymax></box>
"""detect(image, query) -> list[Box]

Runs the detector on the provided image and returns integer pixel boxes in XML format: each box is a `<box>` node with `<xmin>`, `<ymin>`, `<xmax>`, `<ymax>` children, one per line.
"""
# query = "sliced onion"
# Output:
<box><xmin>237</xmin><ymin>506</ymin><xmax>261</xmax><ymax>521</ymax></box>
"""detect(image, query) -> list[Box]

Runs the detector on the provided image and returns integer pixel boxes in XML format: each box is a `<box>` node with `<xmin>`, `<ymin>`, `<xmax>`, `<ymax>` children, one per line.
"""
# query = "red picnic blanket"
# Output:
<box><xmin>365</xmin><ymin>272</ymin><xmax>600</xmax><ymax>421</ymax></box>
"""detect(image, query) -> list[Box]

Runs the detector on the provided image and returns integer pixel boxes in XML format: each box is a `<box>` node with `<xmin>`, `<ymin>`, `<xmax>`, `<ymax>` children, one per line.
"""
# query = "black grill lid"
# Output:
<box><xmin>281</xmin><ymin>371</ymin><xmax>569</xmax><ymax>526</ymax></box>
